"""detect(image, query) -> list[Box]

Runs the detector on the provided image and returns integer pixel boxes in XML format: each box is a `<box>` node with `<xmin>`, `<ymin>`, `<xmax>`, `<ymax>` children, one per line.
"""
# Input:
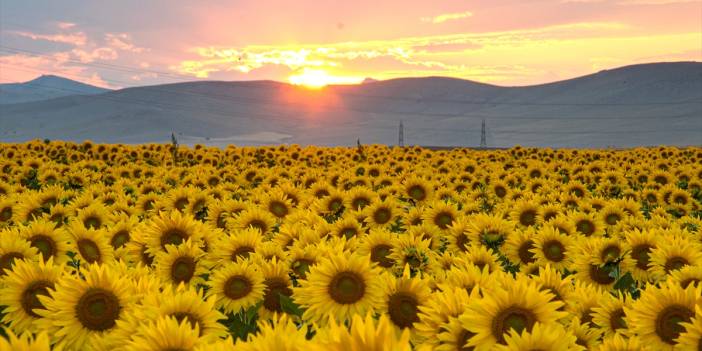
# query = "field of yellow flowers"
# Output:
<box><xmin>0</xmin><ymin>140</ymin><xmax>701</xmax><ymax>350</ymax></box>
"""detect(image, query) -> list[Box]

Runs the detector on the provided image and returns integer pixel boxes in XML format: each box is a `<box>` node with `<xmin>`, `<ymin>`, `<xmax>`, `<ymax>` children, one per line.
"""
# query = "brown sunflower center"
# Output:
<box><xmin>263</xmin><ymin>277</ymin><xmax>292</xmax><ymax>312</ymax></box>
<box><xmin>605</xmin><ymin>213</ymin><xmax>621</xmax><ymax>225</ymax></box>
<box><xmin>655</xmin><ymin>304</ymin><xmax>694</xmax><ymax>345</ymax></box>
<box><xmin>589</xmin><ymin>264</ymin><xmax>615</xmax><ymax>285</ymax></box>
<box><xmin>76</xmin><ymin>288</ymin><xmax>121</xmax><ymax>331</ymax></box>
<box><xmin>269</xmin><ymin>201</ymin><xmax>288</xmax><ymax>218</ymax></box>
<box><xmin>29</xmin><ymin>235</ymin><xmax>57</xmax><ymax>261</ymax></box>
<box><xmin>83</xmin><ymin>216</ymin><xmax>102</xmax><ymax>229</ymax></box>
<box><xmin>455</xmin><ymin>234</ymin><xmax>470</xmax><ymax>252</ymax></box>
<box><xmin>341</xmin><ymin>227</ymin><xmax>358</xmax><ymax>239</ymax></box>
<box><xmin>231</xmin><ymin>246</ymin><xmax>255</xmax><ymax>261</ymax></box>
<box><xmin>519</xmin><ymin>210</ymin><xmax>537</xmax><ymax>226</ymax></box>
<box><xmin>370</xmin><ymin>244</ymin><xmax>394</xmax><ymax>268</ymax></box>
<box><xmin>518</xmin><ymin>240</ymin><xmax>536</xmax><ymax>264</ymax></box>
<box><xmin>140</xmin><ymin>245</ymin><xmax>154</xmax><ymax>266</ymax></box>
<box><xmin>328</xmin><ymin>198</ymin><xmax>344</xmax><ymax>212</ymax></box>
<box><xmin>664</xmin><ymin>256</ymin><xmax>689</xmax><ymax>273</ymax></box>
<box><xmin>387</xmin><ymin>292</ymin><xmax>420</xmax><ymax>329</ymax></box>
<box><xmin>609</xmin><ymin>308</ymin><xmax>627</xmax><ymax>331</ymax></box>
<box><xmin>0</xmin><ymin>207</ymin><xmax>12</xmax><ymax>222</ymax></box>
<box><xmin>495</xmin><ymin>186</ymin><xmax>507</xmax><ymax>198</ymax></box>
<box><xmin>77</xmin><ymin>239</ymin><xmax>101</xmax><ymax>263</ymax></box>
<box><xmin>21</xmin><ymin>280</ymin><xmax>54</xmax><ymax>318</ymax></box>
<box><xmin>601</xmin><ymin>245</ymin><xmax>621</xmax><ymax>263</ymax></box>
<box><xmin>160</xmin><ymin>229</ymin><xmax>188</xmax><ymax>248</ymax></box>
<box><xmin>328</xmin><ymin>271</ymin><xmax>366</xmax><ymax>304</ymax></box>
<box><xmin>373</xmin><ymin>208</ymin><xmax>392</xmax><ymax>225</ymax></box>
<box><xmin>434</xmin><ymin>212</ymin><xmax>454</xmax><ymax>229</ymax></box>
<box><xmin>576</xmin><ymin>220</ymin><xmax>595</xmax><ymax>236</ymax></box>
<box><xmin>492</xmin><ymin>306</ymin><xmax>536</xmax><ymax>344</ymax></box>
<box><xmin>170</xmin><ymin>256</ymin><xmax>196</xmax><ymax>283</ymax></box>
<box><xmin>631</xmin><ymin>244</ymin><xmax>653</xmax><ymax>270</ymax></box>
<box><xmin>680</xmin><ymin>278</ymin><xmax>701</xmax><ymax>289</ymax></box>
<box><xmin>457</xmin><ymin>328</ymin><xmax>477</xmax><ymax>351</ymax></box>
<box><xmin>224</xmin><ymin>275</ymin><xmax>252</xmax><ymax>300</ymax></box>
<box><xmin>110</xmin><ymin>230</ymin><xmax>130</xmax><ymax>249</ymax></box>
<box><xmin>247</xmin><ymin>220</ymin><xmax>268</xmax><ymax>233</ymax></box>
<box><xmin>408</xmin><ymin>185</ymin><xmax>427</xmax><ymax>201</ymax></box>
<box><xmin>352</xmin><ymin>198</ymin><xmax>370</xmax><ymax>210</ymax></box>
<box><xmin>543</xmin><ymin>240</ymin><xmax>565</xmax><ymax>262</ymax></box>
<box><xmin>174</xmin><ymin>198</ymin><xmax>189</xmax><ymax>211</ymax></box>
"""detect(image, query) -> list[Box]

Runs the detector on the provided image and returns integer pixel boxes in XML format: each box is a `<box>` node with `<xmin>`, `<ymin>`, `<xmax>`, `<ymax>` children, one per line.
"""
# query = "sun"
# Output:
<box><xmin>289</xmin><ymin>68</ymin><xmax>362</xmax><ymax>89</ymax></box>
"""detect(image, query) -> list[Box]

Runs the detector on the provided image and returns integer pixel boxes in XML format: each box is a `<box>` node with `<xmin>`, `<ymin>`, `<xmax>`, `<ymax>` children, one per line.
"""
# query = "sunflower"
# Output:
<box><xmin>592</xmin><ymin>292</ymin><xmax>631</xmax><ymax>337</ymax></box>
<box><xmin>137</xmin><ymin>285</ymin><xmax>228</xmax><ymax>341</ymax></box>
<box><xmin>494</xmin><ymin>322</ymin><xmax>578</xmax><ymax>351</ymax></box>
<box><xmin>294</xmin><ymin>253</ymin><xmax>384</xmax><ymax>324</ymax></box>
<box><xmin>356</xmin><ymin>229</ymin><xmax>396</xmax><ymax>272</ymax></box>
<box><xmin>460</xmin><ymin>276</ymin><xmax>566</xmax><ymax>350</ymax></box>
<box><xmin>122</xmin><ymin>316</ymin><xmax>206</xmax><ymax>351</ymax></box>
<box><xmin>164</xmin><ymin>186</ymin><xmax>197</xmax><ymax>213</ymax></box>
<box><xmin>389</xmin><ymin>233</ymin><xmax>436</xmax><ymax>277</ymax></box>
<box><xmin>439</xmin><ymin>263</ymin><xmax>502</xmax><ymax>297</ymax></box>
<box><xmin>206</xmin><ymin>228</ymin><xmax>262</xmax><ymax>267</ymax></box>
<box><xmin>207</xmin><ymin>260</ymin><xmax>265</xmax><ymax>314</ymax></box>
<box><xmin>531</xmin><ymin>226</ymin><xmax>574</xmax><ymax>272</ymax></box>
<box><xmin>143</xmin><ymin>211</ymin><xmax>205</xmax><ymax>256</ymax></box>
<box><xmin>466</xmin><ymin>213</ymin><xmax>514</xmax><ymax>247</ymax></box>
<box><xmin>332</xmin><ymin>216</ymin><xmax>364</xmax><ymax>239</ymax></box>
<box><xmin>0</xmin><ymin>257</ymin><xmax>63</xmax><ymax>333</ymax></box>
<box><xmin>154</xmin><ymin>239</ymin><xmax>207</xmax><ymax>288</ymax></box>
<box><xmin>504</xmin><ymin>227</ymin><xmax>537</xmax><ymax>266</ymax></box>
<box><xmin>600</xmin><ymin>205</ymin><xmax>626</xmax><ymax>228</ymax></box>
<box><xmin>649</xmin><ymin>234</ymin><xmax>702</xmax><ymax>281</ymax></box>
<box><xmin>67</xmin><ymin>223</ymin><xmax>114</xmax><ymax>265</ymax></box>
<box><xmin>107</xmin><ymin>214</ymin><xmax>139</xmax><ymax>259</ymax></box>
<box><xmin>510</xmin><ymin>201</ymin><xmax>540</xmax><ymax>228</ymax></box>
<box><xmin>624</xmin><ymin>282</ymin><xmax>699</xmax><ymax>350</ymax></box>
<box><xmin>624</xmin><ymin>228</ymin><xmax>660</xmax><ymax>282</ymax></box>
<box><xmin>312</xmin><ymin>313</ymin><xmax>412</xmax><ymax>351</ymax></box>
<box><xmin>363</xmin><ymin>198</ymin><xmax>399</xmax><ymax>228</ymax></box>
<box><xmin>668</xmin><ymin>265</ymin><xmax>702</xmax><ymax>289</ymax></box>
<box><xmin>568</xmin><ymin>317</ymin><xmax>603</xmax><ymax>350</ymax></box>
<box><xmin>530</xmin><ymin>264</ymin><xmax>573</xmax><ymax>314</ymax></box>
<box><xmin>258</xmin><ymin>257</ymin><xmax>295</xmax><ymax>318</ymax></box>
<box><xmin>287</xmin><ymin>244</ymin><xmax>320</xmax><ymax>279</ymax></box>
<box><xmin>462</xmin><ymin>244</ymin><xmax>502</xmax><ymax>274</ymax></box>
<box><xmin>415</xmin><ymin>287</ymin><xmax>471</xmax><ymax>348</ymax></box>
<box><xmin>74</xmin><ymin>204</ymin><xmax>112</xmax><ymax>230</ymax></box>
<box><xmin>0</xmin><ymin>330</ymin><xmax>52</xmax><ymax>351</ymax></box>
<box><xmin>380</xmin><ymin>267</ymin><xmax>432</xmax><ymax>335</ymax></box>
<box><xmin>591</xmin><ymin>237</ymin><xmax>630</xmax><ymax>266</ymax></box>
<box><xmin>403</xmin><ymin>177</ymin><xmax>434</xmax><ymax>203</ymax></box>
<box><xmin>344</xmin><ymin>187</ymin><xmax>377</xmax><ymax>212</ymax></box>
<box><xmin>435</xmin><ymin>315</ymin><xmax>479</xmax><ymax>351</ymax></box>
<box><xmin>569</xmin><ymin>211</ymin><xmax>605</xmax><ymax>237</ymax></box>
<box><xmin>0</xmin><ymin>234</ymin><xmax>39</xmax><ymax>276</ymax></box>
<box><xmin>263</xmin><ymin>191</ymin><xmax>294</xmax><ymax>219</ymax></box>
<box><xmin>35</xmin><ymin>263</ymin><xmax>136</xmax><ymax>351</ymax></box>
<box><xmin>233</xmin><ymin>208</ymin><xmax>277</xmax><ymax>235</ymax></box>
<box><xmin>0</xmin><ymin>198</ymin><xmax>16</xmax><ymax>227</ymax></box>
<box><xmin>13</xmin><ymin>194</ymin><xmax>45</xmax><ymax>224</ymax></box>
<box><xmin>676</xmin><ymin>305</ymin><xmax>702</xmax><ymax>351</ymax></box>
<box><xmin>423</xmin><ymin>201</ymin><xmax>460</xmax><ymax>232</ymax></box>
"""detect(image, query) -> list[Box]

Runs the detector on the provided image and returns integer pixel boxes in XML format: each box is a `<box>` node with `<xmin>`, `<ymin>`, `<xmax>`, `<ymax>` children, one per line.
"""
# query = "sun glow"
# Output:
<box><xmin>288</xmin><ymin>68</ymin><xmax>363</xmax><ymax>88</ymax></box>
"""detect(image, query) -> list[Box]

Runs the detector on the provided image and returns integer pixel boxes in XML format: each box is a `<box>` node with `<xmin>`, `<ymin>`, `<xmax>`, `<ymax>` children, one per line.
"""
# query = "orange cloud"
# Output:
<box><xmin>421</xmin><ymin>11</ymin><xmax>473</xmax><ymax>24</ymax></box>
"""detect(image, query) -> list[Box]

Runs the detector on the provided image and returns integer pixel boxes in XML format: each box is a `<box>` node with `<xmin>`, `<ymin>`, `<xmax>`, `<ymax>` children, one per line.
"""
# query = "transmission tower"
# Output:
<box><xmin>398</xmin><ymin>120</ymin><xmax>404</xmax><ymax>147</ymax></box>
<box><xmin>480</xmin><ymin>119</ymin><xmax>487</xmax><ymax>149</ymax></box>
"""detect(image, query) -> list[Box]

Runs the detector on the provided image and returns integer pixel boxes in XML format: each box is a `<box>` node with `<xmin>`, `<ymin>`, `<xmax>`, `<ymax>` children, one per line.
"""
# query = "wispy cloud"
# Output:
<box><xmin>12</xmin><ymin>31</ymin><xmax>88</xmax><ymax>46</ymax></box>
<box><xmin>57</xmin><ymin>22</ymin><xmax>77</xmax><ymax>30</ymax></box>
<box><xmin>421</xmin><ymin>11</ymin><xmax>473</xmax><ymax>24</ymax></box>
<box><xmin>105</xmin><ymin>33</ymin><xmax>147</xmax><ymax>53</ymax></box>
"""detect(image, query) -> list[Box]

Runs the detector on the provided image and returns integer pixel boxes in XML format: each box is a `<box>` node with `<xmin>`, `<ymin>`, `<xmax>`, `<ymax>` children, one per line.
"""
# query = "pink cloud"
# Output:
<box><xmin>12</xmin><ymin>31</ymin><xmax>88</xmax><ymax>46</ymax></box>
<box><xmin>0</xmin><ymin>53</ymin><xmax>114</xmax><ymax>88</ymax></box>
<box><xmin>57</xmin><ymin>22</ymin><xmax>77</xmax><ymax>30</ymax></box>
<box><xmin>105</xmin><ymin>33</ymin><xmax>147</xmax><ymax>53</ymax></box>
<box><xmin>71</xmin><ymin>48</ymin><xmax>119</xmax><ymax>63</ymax></box>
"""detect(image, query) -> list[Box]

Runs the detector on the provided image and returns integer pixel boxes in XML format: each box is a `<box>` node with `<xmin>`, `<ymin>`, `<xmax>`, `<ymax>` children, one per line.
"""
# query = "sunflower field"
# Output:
<box><xmin>0</xmin><ymin>140</ymin><xmax>701</xmax><ymax>350</ymax></box>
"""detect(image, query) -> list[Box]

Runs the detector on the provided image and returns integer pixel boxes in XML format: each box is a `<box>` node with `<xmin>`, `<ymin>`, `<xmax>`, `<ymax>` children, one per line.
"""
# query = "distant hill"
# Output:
<box><xmin>0</xmin><ymin>75</ymin><xmax>110</xmax><ymax>104</ymax></box>
<box><xmin>0</xmin><ymin>62</ymin><xmax>700</xmax><ymax>148</ymax></box>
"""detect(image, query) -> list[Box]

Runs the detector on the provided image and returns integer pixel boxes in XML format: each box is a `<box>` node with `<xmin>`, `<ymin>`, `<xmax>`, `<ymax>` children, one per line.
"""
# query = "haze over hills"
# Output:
<box><xmin>0</xmin><ymin>75</ymin><xmax>110</xmax><ymax>105</ymax></box>
<box><xmin>0</xmin><ymin>62</ymin><xmax>700</xmax><ymax>148</ymax></box>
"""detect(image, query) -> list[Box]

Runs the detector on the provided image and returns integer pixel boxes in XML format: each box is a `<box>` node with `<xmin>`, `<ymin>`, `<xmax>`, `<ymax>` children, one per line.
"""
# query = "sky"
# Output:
<box><xmin>0</xmin><ymin>0</ymin><xmax>700</xmax><ymax>88</ymax></box>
